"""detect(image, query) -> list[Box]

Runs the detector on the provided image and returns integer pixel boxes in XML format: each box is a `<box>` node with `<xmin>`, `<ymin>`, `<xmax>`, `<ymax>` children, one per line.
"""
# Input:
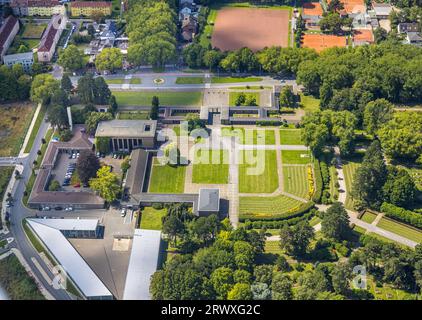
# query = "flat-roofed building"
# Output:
<box><xmin>27</xmin><ymin>218</ymin><xmax>113</xmax><ymax>300</ymax></box>
<box><xmin>123</xmin><ymin>229</ymin><xmax>162</xmax><ymax>300</ymax></box>
<box><xmin>3</xmin><ymin>51</ymin><xmax>34</xmax><ymax>72</ymax></box>
<box><xmin>372</xmin><ymin>2</ymin><xmax>393</xmax><ymax>19</ymax></box>
<box><xmin>71</xmin><ymin>1</ymin><xmax>112</xmax><ymax>17</ymax></box>
<box><xmin>197</xmin><ymin>188</ymin><xmax>220</xmax><ymax>216</ymax></box>
<box><xmin>0</xmin><ymin>16</ymin><xmax>19</xmax><ymax>62</ymax></box>
<box><xmin>37</xmin><ymin>14</ymin><xmax>67</xmax><ymax>62</ymax></box>
<box><xmin>95</xmin><ymin>120</ymin><xmax>157</xmax><ymax>152</ymax></box>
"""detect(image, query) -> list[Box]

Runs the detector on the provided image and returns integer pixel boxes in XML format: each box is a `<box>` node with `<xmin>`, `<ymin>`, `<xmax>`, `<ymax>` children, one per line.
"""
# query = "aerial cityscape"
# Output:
<box><xmin>0</xmin><ymin>0</ymin><xmax>422</xmax><ymax>305</ymax></box>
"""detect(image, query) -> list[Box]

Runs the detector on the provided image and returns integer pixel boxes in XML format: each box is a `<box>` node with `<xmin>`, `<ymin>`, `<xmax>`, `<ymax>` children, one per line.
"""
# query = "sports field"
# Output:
<box><xmin>211</xmin><ymin>7</ymin><xmax>290</xmax><ymax>51</ymax></box>
<box><xmin>283</xmin><ymin>166</ymin><xmax>309</xmax><ymax>199</ymax></box>
<box><xmin>302</xmin><ymin>34</ymin><xmax>347</xmax><ymax>53</ymax></box>
<box><xmin>192</xmin><ymin>150</ymin><xmax>229</xmax><ymax>184</ymax></box>
<box><xmin>112</xmin><ymin>91</ymin><xmax>203</xmax><ymax>107</ymax></box>
<box><xmin>239</xmin><ymin>150</ymin><xmax>278</xmax><ymax>193</ymax></box>
<box><xmin>148</xmin><ymin>162</ymin><xmax>186</xmax><ymax>193</ymax></box>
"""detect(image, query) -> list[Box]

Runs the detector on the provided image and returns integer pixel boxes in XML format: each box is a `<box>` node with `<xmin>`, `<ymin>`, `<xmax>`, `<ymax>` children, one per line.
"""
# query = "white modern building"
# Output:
<box><xmin>3</xmin><ymin>51</ymin><xmax>34</xmax><ymax>72</ymax></box>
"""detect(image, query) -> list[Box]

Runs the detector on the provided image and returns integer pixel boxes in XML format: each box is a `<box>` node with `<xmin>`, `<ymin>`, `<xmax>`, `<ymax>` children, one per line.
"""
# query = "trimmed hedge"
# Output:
<box><xmin>380</xmin><ymin>202</ymin><xmax>422</xmax><ymax>229</ymax></box>
<box><xmin>244</xmin><ymin>210</ymin><xmax>317</xmax><ymax>229</ymax></box>
<box><xmin>256</xmin><ymin>120</ymin><xmax>281</xmax><ymax>126</ymax></box>
<box><xmin>240</xmin><ymin>201</ymin><xmax>315</xmax><ymax>222</ymax></box>
<box><xmin>312</xmin><ymin>159</ymin><xmax>323</xmax><ymax>203</ymax></box>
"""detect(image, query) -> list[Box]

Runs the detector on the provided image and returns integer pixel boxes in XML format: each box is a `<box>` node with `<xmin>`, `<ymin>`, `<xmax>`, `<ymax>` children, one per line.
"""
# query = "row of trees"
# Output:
<box><xmin>0</xmin><ymin>64</ymin><xmax>32</xmax><ymax>102</ymax></box>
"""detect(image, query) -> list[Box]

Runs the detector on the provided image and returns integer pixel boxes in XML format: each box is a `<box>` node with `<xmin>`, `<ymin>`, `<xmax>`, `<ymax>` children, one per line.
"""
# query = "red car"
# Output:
<box><xmin>73</xmin><ymin>183</ymin><xmax>81</xmax><ymax>188</ymax></box>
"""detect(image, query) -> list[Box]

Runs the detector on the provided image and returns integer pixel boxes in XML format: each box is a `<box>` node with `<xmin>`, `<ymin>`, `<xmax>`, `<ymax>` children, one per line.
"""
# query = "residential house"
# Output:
<box><xmin>0</xmin><ymin>16</ymin><xmax>19</xmax><ymax>63</ymax></box>
<box><xmin>398</xmin><ymin>23</ymin><xmax>419</xmax><ymax>34</ymax></box>
<box><xmin>70</xmin><ymin>1</ymin><xmax>112</xmax><ymax>17</ymax></box>
<box><xmin>181</xmin><ymin>15</ymin><xmax>198</xmax><ymax>42</ymax></box>
<box><xmin>3</xmin><ymin>51</ymin><xmax>34</xmax><ymax>72</ymax></box>
<box><xmin>405</xmin><ymin>32</ymin><xmax>422</xmax><ymax>46</ymax></box>
<box><xmin>37</xmin><ymin>14</ymin><xmax>66</xmax><ymax>62</ymax></box>
<box><xmin>372</xmin><ymin>2</ymin><xmax>393</xmax><ymax>19</ymax></box>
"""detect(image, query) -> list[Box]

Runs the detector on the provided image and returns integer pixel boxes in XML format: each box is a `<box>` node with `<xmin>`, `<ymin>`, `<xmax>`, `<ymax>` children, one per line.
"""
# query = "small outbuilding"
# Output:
<box><xmin>197</xmin><ymin>188</ymin><xmax>220</xmax><ymax>216</ymax></box>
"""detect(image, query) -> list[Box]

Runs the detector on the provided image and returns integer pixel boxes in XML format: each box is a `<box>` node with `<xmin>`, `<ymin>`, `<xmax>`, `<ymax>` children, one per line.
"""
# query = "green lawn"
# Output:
<box><xmin>279</xmin><ymin>129</ymin><xmax>303</xmax><ymax>145</ymax></box>
<box><xmin>0</xmin><ymin>102</ymin><xmax>36</xmax><ymax>156</ymax></box>
<box><xmin>105</xmin><ymin>78</ymin><xmax>124</xmax><ymax>84</ymax></box>
<box><xmin>360</xmin><ymin>211</ymin><xmax>378</xmax><ymax>224</ymax></box>
<box><xmin>149</xmin><ymin>162</ymin><xmax>186</xmax><ymax>193</ymax></box>
<box><xmin>221</xmin><ymin>128</ymin><xmax>275</xmax><ymax>145</ymax></box>
<box><xmin>229</xmin><ymin>91</ymin><xmax>260</xmax><ymax>107</ymax></box>
<box><xmin>192</xmin><ymin>150</ymin><xmax>229</xmax><ymax>184</ymax></box>
<box><xmin>211</xmin><ymin>77</ymin><xmax>263</xmax><ymax>83</ymax></box>
<box><xmin>300</xmin><ymin>93</ymin><xmax>320</xmax><ymax>114</ymax></box>
<box><xmin>229</xmin><ymin>86</ymin><xmax>271</xmax><ymax>90</ymax></box>
<box><xmin>367</xmin><ymin>277</ymin><xmax>418</xmax><ymax>300</ymax></box>
<box><xmin>309</xmin><ymin>216</ymin><xmax>322</xmax><ymax>227</ymax></box>
<box><xmin>175</xmin><ymin>77</ymin><xmax>204</xmax><ymax>84</ymax></box>
<box><xmin>239</xmin><ymin>150</ymin><xmax>279</xmax><ymax>193</ymax></box>
<box><xmin>281</xmin><ymin>150</ymin><xmax>311</xmax><ymax>164</ymax></box>
<box><xmin>130</xmin><ymin>77</ymin><xmax>142</xmax><ymax>85</ymax></box>
<box><xmin>0</xmin><ymin>167</ymin><xmax>13</xmax><ymax>229</ymax></box>
<box><xmin>139</xmin><ymin>207</ymin><xmax>166</xmax><ymax>230</ymax></box>
<box><xmin>199</xmin><ymin>7</ymin><xmax>218</xmax><ymax>48</ymax></box>
<box><xmin>283</xmin><ymin>166</ymin><xmax>309</xmax><ymax>199</ymax></box>
<box><xmin>24</xmin><ymin>105</ymin><xmax>46</xmax><ymax>153</ymax></box>
<box><xmin>117</xmin><ymin>111</ymin><xmax>150</xmax><ymax>120</ymax></box>
<box><xmin>377</xmin><ymin>218</ymin><xmax>422</xmax><ymax>243</ymax></box>
<box><xmin>239</xmin><ymin>194</ymin><xmax>303</xmax><ymax>219</ymax></box>
<box><xmin>343</xmin><ymin>159</ymin><xmax>362</xmax><ymax>210</ymax></box>
<box><xmin>22</xmin><ymin>24</ymin><xmax>46</xmax><ymax>39</ymax></box>
<box><xmin>264</xmin><ymin>241</ymin><xmax>283</xmax><ymax>255</ymax></box>
<box><xmin>113</xmin><ymin>91</ymin><xmax>203</xmax><ymax>106</ymax></box>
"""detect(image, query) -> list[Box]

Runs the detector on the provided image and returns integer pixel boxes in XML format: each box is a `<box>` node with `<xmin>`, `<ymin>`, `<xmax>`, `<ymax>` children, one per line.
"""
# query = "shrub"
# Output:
<box><xmin>312</xmin><ymin>159</ymin><xmax>323</xmax><ymax>203</ymax></box>
<box><xmin>380</xmin><ymin>202</ymin><xmax>422</xmax><ymax>229</ymax></box>
<box><xmin>152</xmin><ymin>203</ymin><xmax>164</xmax><ymax>210</ymax></box>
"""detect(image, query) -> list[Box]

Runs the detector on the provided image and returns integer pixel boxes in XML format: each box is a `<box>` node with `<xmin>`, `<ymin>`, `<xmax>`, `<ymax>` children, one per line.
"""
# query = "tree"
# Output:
<box><xmin>191</xmin><ymin>215</ymin><xmax>220</xmax><ymax>244</ymax></box>
<box><xmin>93</xmin><ymin>77</ymin><xmax>111</xmax><ymax>105</ymax></box>
<box><xmin>91</xmin><ymin>10</ymin><xmax>105</xmax><ymax>23</ymax></box>
<box><xmin>77</xmin><ymin>150</ymin><xmax>100</xmax><ymax>184</ymax></box>
<box><xmin>251</xmin><ymin>283</ymin><xmax>271</xmax><ymax>300</ymax></box>
<box><xmin>30</xmin><ymin>74</ymin><xmax>60</xmax><ymax>104</ymax></box>
<box><xmin>383</xmin><ymin>167</ymin><xmax>417</xmax><ymax>207</ymax></box>
<box><xmin>319</xmin><ymin>13</ymin><xmax>345</xmax><ymax>34</ymax></box>
<box><xmin>227</xmin><ymin>283</ymin><xmax>252</xmax><ymax>300</ymax></box>
<box><xmin>203</xmin><ymin>50</ymin><xmax>224</xmax><ymax>71</ymax></box>
<box><xmin>85</xmin><ymin>112</ymin><xmax>113</xmax><ymax>134</ymax></box>
<box><xmin>95</xmin><ymin>48</ymin><xmax>123</xmax><ymax>73</ymax></box>
<box><xmin>296</xmin><ymin>269</ymin><xmax>330</xmax><ymax>300</ymax></box>
<box><xmin>275</xmin><ymin>255</ymin><xmax>290</xmax><ymax>272</ymax></box>
<box><xmin>233</xmin><ymin>270</ymin><xmax>252</xmax><ymax>284</ymax></box>
<box><xmin>374</xmin><ymin>27</ymin><xmax>388</xmax><ymax>44</ymax></box>
<box><xmin>279</xmin><ymin>85</ymin><xmax>296</xmax><ymax>109</ymax></box>
<box><xmin>279</xmin><ymin>220</ymin><xmax>314</xmax><ymax>256</ymax></box>
<box><xmin>109</xmin><ymin>95</ymin><xmax>118</xmax><ymax>115</ymax></box>
<box><xmin>57</xmin><ymin>45</ymin><xmax>84</xmax><ymax>71</ymax></box>
<box><xmin>271</xmin><ymin>273</ymin><xmax>293</xmax><ymax>300</ymax></box>
<box><xmin>163</xmin><ymin>142</ymin><xmax>181</xmax><ymax>166</ymax></box>
<box><xmin>163</xmin><ymin>215</ymin><xmax>185</xmax><ymax>246</ymax></box>
<box><xmin>321</xmin><ymin>202</ymin><xmax>352</xmax><ymax>241</ymax></box>
<box><xmin>47</xmin><ymin>104</ymin><xmax>68</xmax><ymax>130</ymax></box>
<box><xmin>89</xmin><ymin>166</ymin><xmax>120</xmax><ymax>202</ymax></box>
<box><xmin>211</xmin><ymin>267</ymin><xmax>234</xmax><ymax>299</ymax></box>
<box><xmin>253</xmin><ymin>265</ymin><xmax>273</xmax><ymax>286</ymax></box>
<box><xmin>150</xmin><ymin>96</ymin><xmax>159</xmax><ymax>120</ymax></box>
<box><xmin>51</xmin><ymin>88</ymin><xmax>70</xmax><ymax>107</ymax></box>
<box><xmin>48</xmin><ymin>180</ymin><xmax>61</xmax><ymax>191</ymax></box>
<box><xmin>331</xmin><ymin>263</ymin><xmax>352</xmax><ymax>295</ymax></box>
<box><xmin>77</xmin><ymin>74</ymin><xmax>96</xmax><ymax>104</ymax></box>
<box><xmin>327</xmin><ymin>0</ymin><xmax>345</xmax><ymax>12</ymax></box>
<box><xmin>363</xmin><ymin>99</ymin><xmax>394</xmax><ymax>136</ymax></box>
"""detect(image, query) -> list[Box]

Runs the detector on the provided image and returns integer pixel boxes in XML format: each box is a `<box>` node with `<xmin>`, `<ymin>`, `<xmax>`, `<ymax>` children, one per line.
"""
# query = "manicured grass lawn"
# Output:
<box><xmin>229</xmin><ymin>91</ymin><xmax>260</xmax><ymax>106</ymax></box>
<box><xmin>0</xmin><ymin>102</ymin><xmax>36</xmax><ymax>156</ymax></box>
<box><xmin>264</xmin><ymin>241</ymin><xmax>283</xmax><ymax>255</ymax></box>
<box><xmin>279</xmin><ymin>129</ymin><xmax>303</xmax><ymax>145</ymax></box>
<box><xmin>239</xmin><ymin>194</ymin><xmax>303</xmax><ymax>219</ymax></box>
<box><xmin>281</xmin><ymin>150</ymin><xmax>311</xmax><ymax>164</ymax></box>
<box><xmin>377</xmin><ymin>218</ymin><xmax>422</xmax><ymax>243</ymax></box>
<box><xmin>175</xmin><ymin>77</ymin><xmax>204</xmax><ymax>84</ymax></box>
<box><xmin>343</xmin><ymin>159</ymin><xmax>362</xmax><ymax>210</ymax></box>
<box><xmin>0</xmin><ymin>167</ymin><xmax>13</xmax><ymax>227</ymax></box>
<box><xmin>367</xmin><ymin>277</ymin><xmax>418</xmax><ymax>300</ymax></box>
<box><xmin>211</xmin><ymin>77</ymin><xmax>263</xmax><ymax>83</ymax></box>
<box><xmin>199</xmin><ymin>8</ymin><xmax>218</xmax><ymax>47</ymax></box>
<box><xmin>360</xmin><ymin>211</ymin><xmax>377</xmax><ymax>224</ymax></box>
<box><xmin>130</xmin><ymin>77</ymin><xmax>141</xmax><ymax>84</ymax></box>
<box><xmin>239</xmin><ymin>150</ymin><xmax>279</xmax><ymax>193</ymax></box>
<box><xmin>113</xmin><ymin>91</ymin><xmax>203</xmax><ymax>106</ymax></box>
<box><xmin>300</xmin><ymin>93</ymin><xmax>320</xmax><ymax>113</ymax></box>
<box><xmin>192</xmin><ymin>149</ymin><xmax>229</xmax><ymax>184</ymax></box>
<box><xmin>149</xmin><ymin>162</ymin><xmax>186</xmax><ymax>193</ymax></box>
<box><xmin>309</xmin><ymin>216</ymin><xmax>322</xmax><ymax>227</ymax></box>
<box><xmin>117</xmin><ymin>111</ymin><xmax>150</xmax><ymax>120</ymax></box>
<box><xmin>24</xmin><ymin>105</ymin><xmax>45</xmax><ymax>153</ymax></box>
<box><xmin>229</xmin><ymin>86</ymin><xmax>271</xmax><ymax>90</ymax></box>
<box><xmin>140</xmin><ymin>207</ymin><xmax>166</xmax><ymax>230</ymax></box>
<box><xmin>23</xmin><ymin>39</ymin><xmax>40</xmax><ymax>49</ymax></box>
<box><xmin>105</xmin><ymin>78</ymin><xmax>124</xmax><ymax>84</ymax></box>
<box><xmin>283</xmin><ymin>166</ymin><xmax>309</xmax><ymax>199</ymax></box>
<box><xmin>22</xmin><ymin>24</ymin><xmax>46</xmax><ymax>38</ymax></box>
<box><xmin>221</xmin><ymin>128</ymin><xmax>275</xmax><ymax>145</ymax></box>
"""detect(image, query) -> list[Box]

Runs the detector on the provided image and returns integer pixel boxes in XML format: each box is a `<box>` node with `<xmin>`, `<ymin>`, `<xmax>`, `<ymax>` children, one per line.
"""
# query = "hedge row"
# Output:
<box><xmin>380</xmin><ymin>202</ymin><xmax>422</xmax><ymax>229</ymax></box>
<box><xmin>244</xmin><ymin>209</ymin><xmax>317</xmax><ymax>230</ymax></box>
<box><xmin>312</xmin><ymin>159</ymin><xmax>323</xmax><ymax>203</ymax></box>
<box><xmin>256</xmin><ymin>120</ymin><xmax>282</xmax><ymax>126</ymax></box>
<box><xmin>240</xmin><ymin>201</ymin><xmax>315</xmax><ymax>222</ymax></box>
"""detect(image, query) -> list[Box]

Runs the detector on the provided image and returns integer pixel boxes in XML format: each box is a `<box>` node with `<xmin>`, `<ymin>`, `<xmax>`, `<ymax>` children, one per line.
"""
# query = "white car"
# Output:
<box><xmin>120</xmin><ymin>209</ymin><xmax>126</xmax><ymax>217</ymax></box>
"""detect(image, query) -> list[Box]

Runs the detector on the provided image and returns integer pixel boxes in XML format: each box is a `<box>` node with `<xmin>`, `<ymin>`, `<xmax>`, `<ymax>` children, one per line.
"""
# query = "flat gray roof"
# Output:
<box><xmin>27</xmin><ymin>219</ymin><xmax>113</xmax><ymax>299</ymax></box>
<box><xmin>125</xmin><ymin>149</ymin><xmax>149</xmax><ymax>195</ymax></box>
<box><xmin>123</xmin><ymin>229</ymin><xmax>161</xmax><ymax>300</ymax></box>
<box><xmin>198</xmin><ymin>188</ymin><xmax>220</xmax><ymax>212</ymax></box>
<box><xmin>30</xmin><ymin>218</ymin><xmax>99</xmax><ymax>231</ymax></box>
<box><xmin>95</xmin><ymin>120</ymin><xmax>157</xmax><ymax>138</ymax></box>
<box><xmin>3</xmin><ymin>52</ymin><xmax>34</xmax><ymax>62</ymax></box>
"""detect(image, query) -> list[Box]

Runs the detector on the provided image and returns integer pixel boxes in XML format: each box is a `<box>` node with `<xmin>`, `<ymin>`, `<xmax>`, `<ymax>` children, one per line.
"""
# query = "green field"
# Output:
<box><xmin>149</xmin><ymin>162</ymin><xmax>186</xmax><ymax>193</ymax></box>
<box><xmin>117</xmin><ymin>111</ymin><xmax>150</xmax><ymax>120</ymax></box>
<box><xmin>279</xmin><ymin>129</ymin><xmax>303</xmax><ymax>145</ymax></box>
<box><xmin>175</xmin><ymin>77</ymin><xmax>204</xmax><ymax>84</ymax></box>
<box><xmin>239</xmin><ymin>150</ymin><xmax>278</xmax><ymax>193</ymax></box>
<box><xmin>24</xmin><ymin>105</ymin><xmax>45</xmax><ymax>153</ymax></box>
<box><xmin>283</xmin><ymin>166</ymin><xmax>309</xmax><ymax>199</ymax></box>
<box><xmin>239</xmin><ymin>194</ymin><xmax>303</xmax><ymax>219</ymax></box>
<box><xmin>140</xmin><ymin>207</ymin><xmax>166</xmax><ymax>230</ymax></box>
<box><xmin>113</xmin><ymin>91</ymin><xmax>203</xmax><ymax>106</ymax></box>
<box><xmin>360</xmin><ymin>211</ymin><xmax>378</xmax><ymax>224</ymax></box>
<box><xmin>264</xmin><ymin>241</ymin><xmax>283</xmax><ymax>255</ymax></box>
<box><xmin>229</xmin><ymin>92</ymin><xmax>260</xmax><ymax>107</ymax></box>
<box><xmin>199</xmin><ymin>7</ymin><xmax>218</xmax><ymax>48</ymax></box>
<box><xmin>300</xmin><ymin>93</ymin><xmax>320</xmax><ymax>113</ymax></box>
<box><xmin>22</xmin><ymin>24</ymin><xmax>46</xmax><ymax>39</ymax></box>
<box><xmin>0</xmin><ymin>102</ymin><xmax>35</xmax><ymax>156</ymax></box>
<box><xmin>377</xmin><ymin>218</ymin><xmax>422</xmax><ymax>243</ymax></box>
<box><xmin>106</xmin><ymin>78</ymin><xmax>124</xmax><ymax>84</ymax></box>
<box><xmin>0</xmin><ymin>167</ymin><xmax>13</xmax><ymax>228</ymax></box>
<box><xmin>130</xmin><ymin>77</ymin><xmax>142</xmax><ymax>84</ymax></box>
<box><xmin>211</xmin><ymin>77</ymin><xmax>263</xmax><ymax>84</ymax></box>
<box><xmin>281</xmin><ymin>150</ymin><xmax>311</xmax><ymax>164</ymax></box>
<box><xmin>221</xmin><ymin>128</ymin><xmax>275</xmax><ymax>145</ymax></box>
<box><xmin>192</xmin><ymin>150</ymin><xmax>229</xmax><ymax>184</ymax></box>
<box><xmin>343</xmin><ymin>160</ymin><xmax>362</xmax><ymax>210</ymax></box>
<box><xmin>309</xmin><ymin>216</ymin><xmax>322</xmax><ymax>227</ymax></box>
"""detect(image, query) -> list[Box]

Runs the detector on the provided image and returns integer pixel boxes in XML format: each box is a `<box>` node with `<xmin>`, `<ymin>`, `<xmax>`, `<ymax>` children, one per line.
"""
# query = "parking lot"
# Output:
<box><xmin>50</xmin><ymin>152</ymin><xmax>89</xmax><ymax>192</ymax></box>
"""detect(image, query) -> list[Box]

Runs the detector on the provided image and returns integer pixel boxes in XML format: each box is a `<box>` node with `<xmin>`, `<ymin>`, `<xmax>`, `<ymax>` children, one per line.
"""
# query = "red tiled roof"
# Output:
<box><xmin>72</xmin><ymin>1</ymin><xmax>112</xmax><ymax>8</ymax></box>
<box><xmin>0</xmin><ymin>16</ymin><xmax>19</xmax><ymax>53</ymax></box>
<box><xmin>28</xmin><ymin>0</ymin><xmax>61</xmax><ymax>7</ymax></box>
<box><xmin>38</xmin><ymin>15</ymin><xmax>62</xmax><ymax>52</ymax></box>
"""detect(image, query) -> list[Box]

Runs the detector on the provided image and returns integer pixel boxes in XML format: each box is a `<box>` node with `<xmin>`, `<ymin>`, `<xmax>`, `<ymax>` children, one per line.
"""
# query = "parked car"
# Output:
<box><xmin>74</xmin><ymin>183</ymin><xmax>81</xmax><ymax>188</ymax></box>
<box><xmin>120</xmin><ymin>208</ymin><xmax>126</xmax><ymax>217</ymax></box>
